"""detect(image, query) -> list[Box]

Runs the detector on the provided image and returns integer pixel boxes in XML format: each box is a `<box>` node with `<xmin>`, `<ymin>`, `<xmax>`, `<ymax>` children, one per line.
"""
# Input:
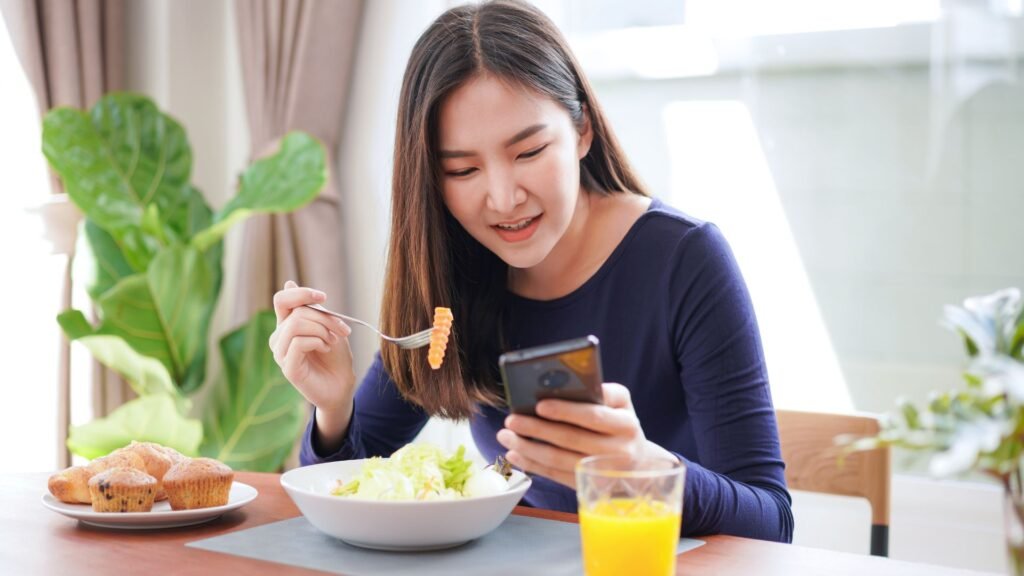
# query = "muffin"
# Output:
<box><xmin>87</xmin><ymin>467</ymin><xmax>158</xmax><ymax>513</ymax></box>
<box><xmin>163</xmin><ymin>458</ymin><xmax>234</xmax><ymax>510</ymax></box>
<box><xmin>156</xmin><ymin>444</ymin><xmax>189</xmax><ymax>466</ymax></box>
<box><xmin>113</xmin><ymin>442</ymin><xmax>175</xmax><ymax>501</ymax></box>
<box><xmin>88</xmin><ymin>450</ymin><xmax>147</xmax><ymax>475</ymax></box>
<box><xmin>48</xmin><ymin>466</ymin><xmax>94</xmax><ymax>504</ymax></box>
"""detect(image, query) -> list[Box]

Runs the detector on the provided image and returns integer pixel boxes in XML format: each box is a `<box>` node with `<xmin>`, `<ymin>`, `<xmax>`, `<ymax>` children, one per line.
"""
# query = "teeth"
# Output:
<box><xmin>496</xmin><ymin>217</ymin><xmax>534</xmax><ymax>231</ymax></box>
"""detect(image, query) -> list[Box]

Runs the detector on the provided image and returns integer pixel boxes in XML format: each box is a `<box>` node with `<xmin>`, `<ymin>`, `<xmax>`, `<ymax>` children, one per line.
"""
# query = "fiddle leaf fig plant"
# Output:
<box><xmin>43</xmin><ymin>92</ymin><xmax>324</xmax><ymax>470</ymax></box>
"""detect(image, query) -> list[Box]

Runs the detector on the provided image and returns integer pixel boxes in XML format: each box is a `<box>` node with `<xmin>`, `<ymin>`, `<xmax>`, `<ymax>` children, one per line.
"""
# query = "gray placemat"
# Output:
<box><xmin>187</xmin><ymin>514</ymin><xmax>704</xmax><ymax>575</ymax></box>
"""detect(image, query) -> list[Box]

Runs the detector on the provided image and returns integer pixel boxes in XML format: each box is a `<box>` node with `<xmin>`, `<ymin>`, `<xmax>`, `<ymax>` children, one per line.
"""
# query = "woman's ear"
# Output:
<box><xmin>577</xmin><ymin>104</ymin><xmax>594</xmax><ymax>160</ymax></box>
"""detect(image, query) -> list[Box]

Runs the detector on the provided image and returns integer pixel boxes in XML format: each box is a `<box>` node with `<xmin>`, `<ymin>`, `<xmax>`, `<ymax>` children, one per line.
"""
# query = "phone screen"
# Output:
<box><xmin>499</xmin><ymin>335</ymin><xmax>604</xmax><ymax>416</ymax></box>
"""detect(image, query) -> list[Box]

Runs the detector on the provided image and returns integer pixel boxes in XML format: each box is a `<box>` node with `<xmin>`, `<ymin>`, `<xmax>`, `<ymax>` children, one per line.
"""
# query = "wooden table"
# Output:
<box><xmin>2</xmin><ymin>471</ymin><xmax>997</xmax><ymax>575</ymax></box>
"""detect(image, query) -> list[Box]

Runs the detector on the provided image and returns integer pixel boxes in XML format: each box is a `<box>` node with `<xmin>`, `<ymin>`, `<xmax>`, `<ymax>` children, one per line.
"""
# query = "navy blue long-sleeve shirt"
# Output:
<box><xmin>300</xmin><ymin>198</ymin><xmax>793</xmax><ymax>543</ymax></box>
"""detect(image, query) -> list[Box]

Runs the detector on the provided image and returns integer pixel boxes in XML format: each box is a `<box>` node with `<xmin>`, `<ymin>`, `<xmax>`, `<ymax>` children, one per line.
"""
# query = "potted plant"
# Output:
<box><xmin>42</xmin><ymin>92</ymin><xmax>326</xmax><ymax>471</ymax></box>
<box><xmin>850</xmin><ymin>288</ymin><xmax>1024</xmax><ymax>573</ymax></box>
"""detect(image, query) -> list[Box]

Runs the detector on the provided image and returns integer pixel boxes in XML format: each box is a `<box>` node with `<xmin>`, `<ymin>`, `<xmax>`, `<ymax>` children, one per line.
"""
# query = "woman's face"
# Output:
<box><xmin>437</xmin><ymin>75</ymin><xmax>592</xmax><ymax>269</ymax></box>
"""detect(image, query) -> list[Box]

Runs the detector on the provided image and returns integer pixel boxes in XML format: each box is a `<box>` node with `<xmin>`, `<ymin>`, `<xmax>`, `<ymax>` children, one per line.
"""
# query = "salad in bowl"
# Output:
<box><xmin>281</xmin><ymin>443</ymin><xmax>531</xmax><ymax>550</ymax></box>
<box><xmin>329</xmin><ymin>443</ymin><xmax>513</xmax><ymax>501</ymax></box>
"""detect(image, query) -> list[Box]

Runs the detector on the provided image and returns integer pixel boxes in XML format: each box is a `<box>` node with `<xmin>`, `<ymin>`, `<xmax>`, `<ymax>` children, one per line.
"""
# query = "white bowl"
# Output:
<box><xmin>280</xmin><ymin>459</ymin><xmax>531</xmax><ymax>551</ymax></box>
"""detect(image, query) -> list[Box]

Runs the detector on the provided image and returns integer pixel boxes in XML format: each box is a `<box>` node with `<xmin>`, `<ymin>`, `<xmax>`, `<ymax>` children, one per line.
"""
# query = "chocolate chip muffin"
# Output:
<box><xmin>87</xmin><ymin>467</ymin><xmax>158</xmax><ymax>513</ymax></box>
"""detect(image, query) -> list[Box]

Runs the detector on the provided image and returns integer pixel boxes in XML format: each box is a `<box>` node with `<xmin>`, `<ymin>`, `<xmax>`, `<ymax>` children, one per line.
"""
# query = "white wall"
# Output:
<box><xmin>591</xmin><ymin>61</ymin><xmax>1024</xmax><ymax>415</ymax></box>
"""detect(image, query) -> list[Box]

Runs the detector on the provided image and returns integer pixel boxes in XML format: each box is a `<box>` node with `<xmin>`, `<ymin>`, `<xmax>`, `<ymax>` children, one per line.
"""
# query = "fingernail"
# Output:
<box><xmin>497</xmin><ymin>429</ymin><xmax>513</xmax><ymax>446</ymax></box>
<box><xmin>313</xmin><ymin>290</ymin><xmax>326</xmax><ymax>301</ymax></box>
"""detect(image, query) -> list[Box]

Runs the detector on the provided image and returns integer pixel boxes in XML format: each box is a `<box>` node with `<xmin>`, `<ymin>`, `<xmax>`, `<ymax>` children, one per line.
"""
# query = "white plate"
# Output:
<box><xmin>41</xmin><ymin>481</ymin><xmax>258</xmax><ymax>530</ymax></box>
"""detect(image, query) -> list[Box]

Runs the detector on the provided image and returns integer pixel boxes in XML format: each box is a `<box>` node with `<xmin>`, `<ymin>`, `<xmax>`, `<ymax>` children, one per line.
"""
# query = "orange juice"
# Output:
<box><xmin>579</xmin><ymin>498</ymin><xmax>681</xmax><ymax>576</ymax></box>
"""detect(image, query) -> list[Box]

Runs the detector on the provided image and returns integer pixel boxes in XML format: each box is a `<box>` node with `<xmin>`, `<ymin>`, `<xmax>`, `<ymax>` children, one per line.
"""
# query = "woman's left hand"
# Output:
<box><xmin>496</xmin><ymin>383</ymin><xmax>677</xmax><ymax>489</ymax></box>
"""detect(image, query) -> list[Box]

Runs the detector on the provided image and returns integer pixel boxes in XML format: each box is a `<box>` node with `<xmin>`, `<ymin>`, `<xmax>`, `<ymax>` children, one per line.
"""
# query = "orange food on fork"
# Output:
<box><xmin>428</xmin><ymin>307</ymin><xmax>454</xmax><ymax>369</ymax></box>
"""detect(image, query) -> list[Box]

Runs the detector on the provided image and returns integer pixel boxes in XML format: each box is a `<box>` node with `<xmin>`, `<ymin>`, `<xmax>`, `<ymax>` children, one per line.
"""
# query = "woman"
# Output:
<box><xmin>270</xmin><ymin>0</ymin><xmax>792</xmax><ymax>542</ymax></box>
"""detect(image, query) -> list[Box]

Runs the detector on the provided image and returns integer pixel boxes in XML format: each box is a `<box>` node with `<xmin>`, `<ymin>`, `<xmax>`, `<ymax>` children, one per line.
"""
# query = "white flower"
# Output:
<box><xmin>944</xmin><ymin>288</ymin><xmax>1021</xmax><ymax>356</ymax></box>
<box><xmin>963</xmin><ymin>288</ymin><xmax>1021</xmax><ymax>320</ymax></box>
<box><xmin>969</xmin><ymin>355</ymin><xmax>1024</xmax><ymax>404</ymax></box>
<box><xmin>929</xmin><ymin>420</ymin><xmax>1009</xmax><ymax>477</ymax></box>
<box><xmin>930</xmin><ymin>439</ymin><xmax>979</xmax><ymax>477</ymax></box>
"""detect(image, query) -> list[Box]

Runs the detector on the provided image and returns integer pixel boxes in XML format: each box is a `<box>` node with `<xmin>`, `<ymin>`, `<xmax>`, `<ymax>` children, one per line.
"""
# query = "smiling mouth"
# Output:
<box><xmin>493</xmin><ymin>216</ymin><xmax>537</xmax><ymax>232</ymax></box>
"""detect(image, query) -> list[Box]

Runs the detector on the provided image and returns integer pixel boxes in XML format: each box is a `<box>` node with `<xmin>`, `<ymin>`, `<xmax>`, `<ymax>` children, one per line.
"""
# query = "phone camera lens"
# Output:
<box><xmin>539</xmin><ymin>369</ymin><xmax>570</xmax><ymax>389</ymax></box>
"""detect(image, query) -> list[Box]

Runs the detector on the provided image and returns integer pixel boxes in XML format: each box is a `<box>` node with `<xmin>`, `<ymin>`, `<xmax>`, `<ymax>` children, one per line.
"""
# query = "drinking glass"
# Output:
<box><xmin>576</xmin><ymin>455</ymin><xmax>686</xmax><ymax>576</ymax></box>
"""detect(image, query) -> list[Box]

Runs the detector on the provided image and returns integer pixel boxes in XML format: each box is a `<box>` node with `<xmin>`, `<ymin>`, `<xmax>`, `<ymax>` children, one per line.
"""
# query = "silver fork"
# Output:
<box><xmin>304</xmin><ymin>303</ymin><xmax>434</xmax><ymax>349</ymax></box>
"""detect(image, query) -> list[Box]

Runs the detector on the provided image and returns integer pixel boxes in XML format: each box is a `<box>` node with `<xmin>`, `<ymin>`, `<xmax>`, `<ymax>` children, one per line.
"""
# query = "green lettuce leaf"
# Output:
<box><xmin>441</xmin><ymin>445</ymin><xmax>474</xmax><ymax>492</ymax></box>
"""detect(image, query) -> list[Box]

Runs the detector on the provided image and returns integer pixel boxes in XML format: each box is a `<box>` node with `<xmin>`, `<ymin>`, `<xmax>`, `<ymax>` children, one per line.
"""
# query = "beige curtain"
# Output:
<box><xmin>0</xmin><ymin>0</ymin><xmax>125</xmax><ymax>466</ymax></box>
<box><xmin>232</xmin><ymin>0</ymin><xmax>363</xmax><ymax>325</ymax></box>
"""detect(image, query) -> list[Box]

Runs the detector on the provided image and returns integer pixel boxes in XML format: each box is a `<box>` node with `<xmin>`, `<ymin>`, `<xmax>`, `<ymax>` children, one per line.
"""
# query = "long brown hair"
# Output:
<box><xmin>381</xmin><ymin>0</ymin><xmax>648</xmax><ymax>418</ymax></box>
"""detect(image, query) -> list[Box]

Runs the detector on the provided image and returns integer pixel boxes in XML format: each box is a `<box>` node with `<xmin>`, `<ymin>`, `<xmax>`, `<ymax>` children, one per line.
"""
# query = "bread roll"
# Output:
<box><xmin>47</xmin><ymin>466</ymin><xmax>94</xmax><ymax>504</ymax></box>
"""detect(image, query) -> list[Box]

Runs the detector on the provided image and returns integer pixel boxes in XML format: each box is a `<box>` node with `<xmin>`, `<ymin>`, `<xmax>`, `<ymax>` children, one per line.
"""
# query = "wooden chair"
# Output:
<box><xmin>776</xmin><ymin>409</ymin><xmax>891</xmax><ymax>556</ymax></box>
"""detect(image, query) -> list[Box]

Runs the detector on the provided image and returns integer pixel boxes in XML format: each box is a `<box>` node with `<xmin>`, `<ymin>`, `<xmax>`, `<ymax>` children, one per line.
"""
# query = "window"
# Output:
<box><xmin>545</xmin><ymin>0</ymin><xmax>1024</xmax><ymax>421</ymax></box>
<box><xmin>0</xmin><ymin>13</ymin><xmax>65</xmax><ymax>473</ymax></box>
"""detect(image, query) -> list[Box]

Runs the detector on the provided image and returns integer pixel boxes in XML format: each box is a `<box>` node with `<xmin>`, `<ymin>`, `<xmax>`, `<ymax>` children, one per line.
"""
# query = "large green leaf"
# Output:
<box><xmin>67</xmin><ymin>394</ymin><xmax>202</xmax><ymax>460</ymax></box>
<box><xmin>174</xmin><ymin>186</ymin><xmax>223</xmax><ymax>394</ymax></box>
<box><xmin>57</xmin><ymin>309</ymin><xmax>190</xmax><ymax>413</ymax></box>
<box><xmin>68</xmin><ymin>276</ymin><xmax>176</xmax><ymax>372</ymax></box>
<box><xmin>185</xmin><ymin>240</ymin><xmax>224</xmax><ymax>396</ymax></box>
<box><xmin>83</xmin><ymin>185</ymin><xmax>214</xmax><ymax>302</ymax></box>
<box><xmin>192</xmin><ymin>132</ymin><xmax>326</xmax><ymax>251</ymax></box>
<box><xmin>178</xmin><ymin>186</ymin><xmax>223</xmax><ymax>394</ymax></box>
<box><xmin>84</xmin><ymin>219</ymin><xmax>135</xmax><ymax>300</ymax></box>
<box><xmin>146</xmin><ymin>244</ymin><xmax>216</xmax><ymax>386</ymax></box>
<box><xmin>201</xmin><ymin>311</ymin><xmax>306</xmax><ymax>471</ymax></box>
<box><xmin>177</xmin><ymin>185</ymin><xmax>215</xmax><ymax>239</ymax></box>
<box><xmin>42</xmin><ymin>93</ymin><xmax>193</xmax><ymax>270</ymax></box>
<box><xmin>58</xmin><ymin>244</ymin><xmax>217</xmax><ymax>387</ymax></box>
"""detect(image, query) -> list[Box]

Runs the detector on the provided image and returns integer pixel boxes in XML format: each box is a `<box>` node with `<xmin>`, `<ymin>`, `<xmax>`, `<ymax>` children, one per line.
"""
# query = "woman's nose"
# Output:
<box><xmin>485</xmin><ymin>172</ymin><xmax>525</xmax><ymax>214</ymax></box>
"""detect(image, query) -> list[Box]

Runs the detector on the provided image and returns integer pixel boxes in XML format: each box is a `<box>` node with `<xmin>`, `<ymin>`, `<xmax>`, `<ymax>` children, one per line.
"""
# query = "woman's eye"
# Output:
<box><xmin>446</xmin><ymin>167</ymin><xmax>477</xmax><ymax>178</ymax></box>
<box><xmin>518</xmin><ymin>145</ymin><xmax>547</xmax><ymax>160</ymax></box>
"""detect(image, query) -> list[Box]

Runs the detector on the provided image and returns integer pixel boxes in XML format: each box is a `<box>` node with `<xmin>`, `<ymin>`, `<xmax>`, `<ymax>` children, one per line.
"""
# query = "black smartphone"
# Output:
<box><xmin>499</xmin><ymin>335</ymin><xmax>605</xmax><ymax>416</ymax></box>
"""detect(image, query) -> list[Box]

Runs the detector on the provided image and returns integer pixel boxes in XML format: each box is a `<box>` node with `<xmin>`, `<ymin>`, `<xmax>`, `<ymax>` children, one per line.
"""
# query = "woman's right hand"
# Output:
<box><xmin>270</xmin><ymin>281</ymin><xmax>356</xmax><ymax>419</ymax></box>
